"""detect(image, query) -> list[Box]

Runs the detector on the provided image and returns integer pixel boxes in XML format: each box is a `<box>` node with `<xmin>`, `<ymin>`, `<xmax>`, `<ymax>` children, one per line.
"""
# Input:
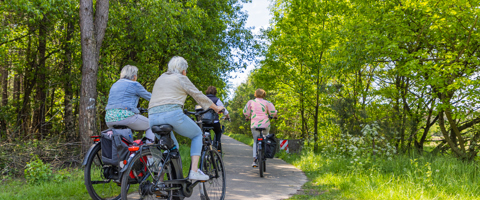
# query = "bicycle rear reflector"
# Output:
<box><xmin>128</xmin><ymin>146</ymin><xmax>140</xmax><ymax>152</ymax></box>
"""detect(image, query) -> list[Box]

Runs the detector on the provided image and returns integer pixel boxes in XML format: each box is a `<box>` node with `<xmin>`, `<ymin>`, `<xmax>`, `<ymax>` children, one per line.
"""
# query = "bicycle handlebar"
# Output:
<box><xmin>184</xmin><ymin>108</ymin><xmax>214</xmax><ymax>116</ymax></box>
<box><xmin>246</xmin><ymin>116</ymin><xmax>277</xmax><ymax>121</ymax></box>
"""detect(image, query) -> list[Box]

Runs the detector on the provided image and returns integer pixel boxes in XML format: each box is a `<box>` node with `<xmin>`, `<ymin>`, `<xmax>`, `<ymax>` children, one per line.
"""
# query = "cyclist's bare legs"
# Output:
<box><xmin>191</xmin><ymin>156</ymin><xmax>200</xmax><ymax>172</ymax></box>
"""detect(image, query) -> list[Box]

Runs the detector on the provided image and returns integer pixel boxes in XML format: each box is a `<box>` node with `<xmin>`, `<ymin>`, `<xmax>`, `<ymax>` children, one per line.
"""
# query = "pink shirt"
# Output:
<box><xmin>243</xmin><ymin>98</ymin><xmax>277</xmax><ymax>128</ymax></box>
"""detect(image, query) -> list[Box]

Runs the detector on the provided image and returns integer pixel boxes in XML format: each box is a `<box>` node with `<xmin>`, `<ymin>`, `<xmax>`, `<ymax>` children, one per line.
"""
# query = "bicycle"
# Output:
<box><xmin>204</xmin><ymin>123</ymin><xmax>226</xmax><ymax>157</ymax></box>
<box><xmin>119</xmin><ymin>108</ymin><xmax>226</xmax><ymax>200</ymax></box>
<box><xmin>249</xmin><ymin>116</ymin><xmax>276</xmax><ymax>178</ymax></box>
<box><xmin>83</xmin><ymin>108</ymin><xmax>148</xmax><ymax>200</ymax></box>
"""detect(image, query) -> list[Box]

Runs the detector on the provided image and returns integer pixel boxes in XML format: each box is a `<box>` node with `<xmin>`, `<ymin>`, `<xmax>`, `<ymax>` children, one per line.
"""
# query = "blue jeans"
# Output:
<box><xmin>149</xmin><ymin>109</ymin><xmax>203</xmax><ymax>156</ymax></box>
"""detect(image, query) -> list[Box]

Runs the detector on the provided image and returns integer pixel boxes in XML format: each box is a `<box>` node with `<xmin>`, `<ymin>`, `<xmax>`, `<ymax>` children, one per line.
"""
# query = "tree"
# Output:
<box><xmin>79</xmin><ymin>0</ymin><xmax>109</xmax><ymax>153</ymax></box>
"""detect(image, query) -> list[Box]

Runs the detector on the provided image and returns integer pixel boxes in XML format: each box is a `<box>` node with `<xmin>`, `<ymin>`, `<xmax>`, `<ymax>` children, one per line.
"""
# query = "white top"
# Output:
<box><xmin>148</xmin><ymin>72</ymin><xmax>213</xmax><ymax>110</ymax></box>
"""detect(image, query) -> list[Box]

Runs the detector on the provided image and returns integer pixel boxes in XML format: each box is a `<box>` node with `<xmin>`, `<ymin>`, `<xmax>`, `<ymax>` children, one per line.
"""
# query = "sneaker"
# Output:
<box><xmin>189</xmin><ymin>170</ymin><xmax>209</xmax><ymax>181</ymax></box>
<box><xmin>252</xmin><ymin>162</ymin><xmax>257</xmax><ymax>167</ymax></box>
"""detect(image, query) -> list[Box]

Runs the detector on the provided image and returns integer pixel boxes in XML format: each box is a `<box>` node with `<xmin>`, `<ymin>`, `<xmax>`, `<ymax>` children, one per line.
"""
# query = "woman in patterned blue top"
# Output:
<box><xmin>105</xmin><ymin>65</ymin><xmax>154</xmax><ymax>143</ymax></box>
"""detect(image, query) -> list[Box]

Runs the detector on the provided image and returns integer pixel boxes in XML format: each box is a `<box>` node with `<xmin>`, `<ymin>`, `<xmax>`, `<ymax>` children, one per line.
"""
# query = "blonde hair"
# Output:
<box><xmin>120</xmin><ymin>65</ymin><xmax>138</xmax><ymax>80</ymax></box>
<box><xmin>167</xmin><ymin>56</ymin><xmax>188</xmax><ymax>74</ymax></box>
<box><xmin>254</xmin><ymin>88</ymin><xmax>266</xmax><ymax>98</ymax></box>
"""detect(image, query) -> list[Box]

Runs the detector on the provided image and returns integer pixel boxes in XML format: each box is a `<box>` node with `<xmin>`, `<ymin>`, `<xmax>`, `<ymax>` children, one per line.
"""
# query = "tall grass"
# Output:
<box><xmin>0</xmin><ymin>145</ymin><xmax>192</xmax><ymax>200</ymax></box>
<box><xmin>227</xmin><ymin>132</ymin><xmax>480</xmax><ymax>200</ymax></box>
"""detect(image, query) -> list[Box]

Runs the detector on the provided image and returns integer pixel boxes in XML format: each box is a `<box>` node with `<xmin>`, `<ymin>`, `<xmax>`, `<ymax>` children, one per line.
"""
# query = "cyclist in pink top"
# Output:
<box><xmin>243</xmin><ymin>88</ymin><xmax>278</xmax><ymax>167</ymax></box>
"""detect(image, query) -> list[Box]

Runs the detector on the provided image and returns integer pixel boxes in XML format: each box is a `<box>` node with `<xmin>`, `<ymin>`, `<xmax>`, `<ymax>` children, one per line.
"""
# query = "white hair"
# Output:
<box><xmin>167</xmin><ymin>56</ymin><xmax>188</xmax><ymax>74</ymax></box>
<box><xmin>120</xmin><ymin>65</ymin><xmax>138</xmax><ymax>80</ymax></box>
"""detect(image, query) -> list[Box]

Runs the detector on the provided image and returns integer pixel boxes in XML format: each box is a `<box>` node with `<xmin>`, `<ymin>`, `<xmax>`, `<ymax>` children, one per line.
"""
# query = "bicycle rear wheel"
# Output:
<box><xmin>84</xmin><ymin>143</ymin><xmax>122</xmax><ymax>200</ymax></box>
<box><xmin>263</xmin><ymin>159</ymin><xmax>266</xmax><ymax>172</ymax></box>
<box><xmin>120</xmin><ymin>148</ymin><xmax>181</xmax><ymax>200</ymax></box>
<box><xmin>200</xmin><ymin>149</ymin><xmax>226</xmax><ymax>200</ymax></box>
<box><xmin>258</xmin><ymin>148</ymin><xmax>264</xmax><ymax>177</ymax></box>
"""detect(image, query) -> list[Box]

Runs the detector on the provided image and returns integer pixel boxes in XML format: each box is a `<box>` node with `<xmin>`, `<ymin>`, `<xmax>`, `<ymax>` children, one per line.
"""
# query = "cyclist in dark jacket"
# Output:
<box><xmin>205</xmin><ymin>86</ymin><xmax>230</xmax><ymax>152</ymax></box>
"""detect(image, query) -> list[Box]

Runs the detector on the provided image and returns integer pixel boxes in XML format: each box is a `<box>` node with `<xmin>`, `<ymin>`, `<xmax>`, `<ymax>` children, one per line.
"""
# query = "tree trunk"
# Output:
<box><xmin>79</xmin><ymin>0</ymin><xmax>109</xmax><ymax>153</ymax></box>
<box><xmin>63</xmin><ymin>21</ymin><xmax>75</xmax><ymax>139</ymax></box>
<box><xmin>33</xmin><ymin>16</ymin><xmax>48</xmax><ymax>139</ymax></box>
<box><xmin>1</xmin><ymin>65</ymin><xmax>7</xmax><ymax>107</ymax></box>
<box><xmin>0</xmin><ymin>59</ymin><xmax>8</xmax><ymax>139</ymax></box>
<box><xmin>17</xmin><ymin>26</ymin><xmax>37</xmax><ymax>139</ymax></box>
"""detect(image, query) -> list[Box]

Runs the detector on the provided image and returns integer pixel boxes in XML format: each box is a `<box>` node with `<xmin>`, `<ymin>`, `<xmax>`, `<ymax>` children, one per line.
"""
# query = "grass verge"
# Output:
<box><xmin>226</xmin><ymin>132</ymin><xmax>480</xmax><ymax>200</ymax></box>
<box><xmin>0</xmin><ymin>145</ymin><xmax>191</xmax><ymax>200</ymax></box>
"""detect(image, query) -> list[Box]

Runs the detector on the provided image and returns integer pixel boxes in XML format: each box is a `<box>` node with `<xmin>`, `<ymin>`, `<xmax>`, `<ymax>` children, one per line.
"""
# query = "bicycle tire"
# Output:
<box><xmin>263</xmin><ymin>159</ymin><xmax>266</xmax><ymax>172</ymax></box>
<box><xmin>200</xmin><ymin>149</ymin><xmax>226</xmax><ymax>200</ymax></box>
<box><xmin>258</xmin><ymin>147</ymin><xmax>264</xmax><ymax>178</ymax></box>
<box><xmin>84</xmin><ymin>143</ymin><xmax>122</xmax><ymax>200</ymax></box>
<box><xmin>120</xmin><ymin>148</ymin><xmax>182</xmax><ymax>200</ymax></box>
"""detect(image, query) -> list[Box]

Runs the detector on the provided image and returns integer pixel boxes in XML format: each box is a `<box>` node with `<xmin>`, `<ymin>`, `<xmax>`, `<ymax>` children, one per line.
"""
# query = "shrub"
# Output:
<box><xmin>24</xmin><ymin>156</ymin><xmax>52</xmax><ymax>184</ymax></box>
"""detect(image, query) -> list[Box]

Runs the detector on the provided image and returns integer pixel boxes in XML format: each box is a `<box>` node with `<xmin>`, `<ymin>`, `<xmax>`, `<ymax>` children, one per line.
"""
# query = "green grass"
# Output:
<box><xmin>225</xmin><ymin>132</ymin><xmax>254</xmax><ymax>147</ymax></box>
<box><xmin>0</xmin><ymin>145</ymin><xmax>192</xmax><ymax>200</ymax></box>
<box><xmin>227</xmin><ymin>132</ymin><xmax>480</xmax><ymax>200</ymax></box>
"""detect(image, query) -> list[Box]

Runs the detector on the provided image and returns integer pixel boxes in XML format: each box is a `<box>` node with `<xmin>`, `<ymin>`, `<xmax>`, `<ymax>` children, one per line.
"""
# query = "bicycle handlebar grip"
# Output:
<box><xmin>138</xmin><ymin>107</ymin><xmax>148</xmax><ymax>114</ymax></box>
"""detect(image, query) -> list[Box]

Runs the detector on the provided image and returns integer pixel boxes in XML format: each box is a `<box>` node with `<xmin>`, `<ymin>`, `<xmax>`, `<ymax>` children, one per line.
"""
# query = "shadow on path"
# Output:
<box><xmin>129</xmin><ymin>135</ymin><xmax>307</xmax><ymax>200</ymax></box>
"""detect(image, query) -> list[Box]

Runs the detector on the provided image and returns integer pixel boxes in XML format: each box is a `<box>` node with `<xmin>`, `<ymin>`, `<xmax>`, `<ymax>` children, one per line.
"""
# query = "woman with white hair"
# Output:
<box><xmin>105</xmin><ymin>65</ymin><xmax>155</xmax><ymax>143</ymax></box>
<box><xmin>149</xmin><ymin>56</ymin><xmax>224</xmax><ymax>181</ymax></box>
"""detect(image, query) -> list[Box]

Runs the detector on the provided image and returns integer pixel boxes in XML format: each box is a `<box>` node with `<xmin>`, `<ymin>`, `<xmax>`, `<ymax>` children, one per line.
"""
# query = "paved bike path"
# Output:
<box><xmin>129</xmin><ymin>135</ymin><xmax>307</xmax><ymax>200</ymax></box>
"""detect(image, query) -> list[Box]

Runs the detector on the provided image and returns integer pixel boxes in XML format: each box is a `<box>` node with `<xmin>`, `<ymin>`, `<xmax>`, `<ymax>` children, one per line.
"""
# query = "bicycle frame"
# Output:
<box><xmin>256</xmin><ymin>130</ymin><xmax>267</xmax><ymax>163</ymax></box>
<box><xmin>123</xmin><ymin>108</ymin><xmax>222</xmax><ymax>199</ymax></box>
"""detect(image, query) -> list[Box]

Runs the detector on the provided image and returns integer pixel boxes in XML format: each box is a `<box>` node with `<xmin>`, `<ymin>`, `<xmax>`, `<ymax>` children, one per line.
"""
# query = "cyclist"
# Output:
<box><xmin>105</xmin><ymin>65</ymin><xmax>155</xmax><ymax>143</ymax></box>
<box><xmin>243</xmin><ymin>88</ymin><xmax>277</xmax><ymax>167</ymax></box>
<box><xmin>148</xmin><ymin>56</ymin><xmax>224</xmax><ymax>181</ymax></box>
<box><xmin>205</xmin><ymin>86</ymin><xmax>230</xmax><ymax>151</ymax></box>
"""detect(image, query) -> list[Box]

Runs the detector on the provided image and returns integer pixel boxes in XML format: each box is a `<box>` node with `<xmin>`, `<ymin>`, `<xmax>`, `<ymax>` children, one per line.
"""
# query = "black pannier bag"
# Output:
<box><xmin>265</xmin><ymin>134</ymin><xmax>277</xmax><ymax>158</ymax></box>
<box><xmin>101</xmin><ymin>128</ymin><xmax>133</xmax><ymax>166</ymax></box>
<box><xmin>201</xmin><ymin>109</ymin><xmax>218</xmax><ymax>125</ymax></box>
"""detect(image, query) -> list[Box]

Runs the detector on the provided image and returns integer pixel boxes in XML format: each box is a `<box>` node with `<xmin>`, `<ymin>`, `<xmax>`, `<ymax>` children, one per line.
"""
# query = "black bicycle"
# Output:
<box><xmin>250</xmin><ymin>116</ymin><xmax>276</xmax><ymax>178</ymax></box>
<box><xmin>119</xmin><ymin>108</ymin><xmax>226</xmax><ymax>200</ymax></box>
<box><xmin>83</xmin><ymin>108</ymin><xmax>149</xmax><ymax>200</ymax></box>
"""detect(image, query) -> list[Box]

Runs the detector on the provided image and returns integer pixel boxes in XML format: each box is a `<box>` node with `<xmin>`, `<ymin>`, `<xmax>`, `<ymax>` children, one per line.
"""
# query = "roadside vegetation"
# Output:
<box><xmin>226</xmin><ymin>132</ymin><xmax>480</xmax><ymax>200</ymax></box>
<box><xmin>0</xmin><ymin>145</ymin><xmax>191</xmax><ymax>200</ymax></box>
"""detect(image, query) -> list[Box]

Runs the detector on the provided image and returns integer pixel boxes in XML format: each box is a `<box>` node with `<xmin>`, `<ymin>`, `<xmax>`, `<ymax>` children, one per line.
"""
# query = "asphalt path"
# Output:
<box><xmin>129</xmin><ymin>135</ymin><xmax>307</xmax><ymax>200</ymax></box>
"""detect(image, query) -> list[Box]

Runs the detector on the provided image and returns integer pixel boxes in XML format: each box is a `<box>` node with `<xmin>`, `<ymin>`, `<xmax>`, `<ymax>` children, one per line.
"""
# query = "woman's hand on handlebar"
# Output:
<box><xmin>209</xmin><ymin>103</ymin><xmax>224</xmax><ymax>114</ymax></box>
<box><xmin>268</xmin><ymin>115</ymin><xmax>278</xmax><ymax>120</ymax></box>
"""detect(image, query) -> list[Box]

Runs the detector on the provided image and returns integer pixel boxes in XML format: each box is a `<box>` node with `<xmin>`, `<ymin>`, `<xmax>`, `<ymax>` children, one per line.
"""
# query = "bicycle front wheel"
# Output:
<box><xmin>200</xmin><ymin>149</ymin><xmax>226</xmax><ymax>200</ymax></box>
<box><xmin>84</xmin><ymin>143</ymin><xmax>122</xmax><ymax>200</ymax></box>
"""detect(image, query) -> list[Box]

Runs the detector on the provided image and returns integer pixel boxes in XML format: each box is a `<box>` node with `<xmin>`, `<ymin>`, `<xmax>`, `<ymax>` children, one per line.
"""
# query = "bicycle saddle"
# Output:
<box><xmin>152</xmin><ymin>124</ymin><xmax>173</xmax><ymax>134</ymax></box>
<box><xmin>112</xmin><ymin>125</ymin><xmax>129</xmax><ymax>129</ymax></box>
<box><xmin>255</xmin><ymin>128</ymin><xmax>266</xmax><ymax>131</ymax></box>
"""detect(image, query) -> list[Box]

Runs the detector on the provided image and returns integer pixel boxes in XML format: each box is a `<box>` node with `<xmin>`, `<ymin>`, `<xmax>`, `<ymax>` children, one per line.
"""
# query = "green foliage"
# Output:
<box><xmin>278</xmin><ymin>148</ymin><xmax>480</xmax><ymax>200</ymax></box>
<box><xmin>228</xmin><ymin>0</ymin><xmax>480</xmax><ymax>159</ymax></box>
<box><xmin>0</xmin><ymin>0</ymin><xmax>257</xmax><ymax>141</ymax></box>
<box><xmin>0</xmin><ymin>144</ymin><xmax>191</xmax><ymax>200</ymax></box>
<box><xmin>24</xmin><ymin>156</ymin><xmax>52</xmax><ymax>184</ymax></box>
